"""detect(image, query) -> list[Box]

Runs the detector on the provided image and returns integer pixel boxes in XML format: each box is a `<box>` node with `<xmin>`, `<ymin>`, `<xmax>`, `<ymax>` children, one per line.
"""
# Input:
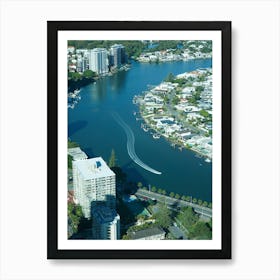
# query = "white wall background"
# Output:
<box><xmin>0</xmin><ymin>0</ymin><xmax>279</xmax><ymax>279</ymax></box>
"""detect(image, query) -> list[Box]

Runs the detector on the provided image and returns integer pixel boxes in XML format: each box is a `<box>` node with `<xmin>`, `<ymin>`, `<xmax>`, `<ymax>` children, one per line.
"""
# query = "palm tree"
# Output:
<box><xmin>175</xmin><ymin>194</ymin><xmax>180</xmax><ymax>200</ymax></box>
<box><xmin>151</xmin><ymin>186</ymin><xmax>157</xmax><ymax>192</ymax></box>
<box><xmin>157</xmin><ymin>188</ymin><xmax>163</xmax><ymax>194</ymax></box>
<box><xmin>198</xmin><ymin>199</ymin><xmax>203</xmax><ymax>206</ymax></box>
<box><xmin>193</xmin><ymin>198</ymin><xmax>197</xmax><ymax>204</ymax></box>
<box><xmin>169</xmin><ymin>192</ymin><xmax>175</xmax><ymax>198</ymax></box>
<box><xmin>137</xmin><ymin>182</ymin><xmax>143</xmax><ymax>188</ymax></box>
<box><xmin>202</xmin><ymin>201</ymin><xmax>208</xmax><ymax>207</ymax></box>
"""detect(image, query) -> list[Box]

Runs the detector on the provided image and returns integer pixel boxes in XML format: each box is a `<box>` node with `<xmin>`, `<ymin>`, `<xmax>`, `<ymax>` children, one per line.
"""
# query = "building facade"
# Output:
<box><xmin>73</xmin><ymin>157</ymin><xmax>116</xmax><ymax>219</ymax></box>
<box><xmin>88</xmin><ymin>48</ymin><xmax>108</xmax><ymax>75</ymax></box>
<box><xmin>91</xmin><ymin>205</ymin><xmax>120</xmax><ymax>240</ymax></box>
<box><xmin>109</xmin><ymin>44</ymin><xmax>126</xmax><ymax>68</ymax></box>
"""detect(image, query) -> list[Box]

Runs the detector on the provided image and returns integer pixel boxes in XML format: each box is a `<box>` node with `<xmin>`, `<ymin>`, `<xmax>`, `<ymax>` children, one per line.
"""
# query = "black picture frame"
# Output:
<box><xmin>47</xmin><ymin>21</ymin><xmax>231</xmax><ymax>259</ymax></box>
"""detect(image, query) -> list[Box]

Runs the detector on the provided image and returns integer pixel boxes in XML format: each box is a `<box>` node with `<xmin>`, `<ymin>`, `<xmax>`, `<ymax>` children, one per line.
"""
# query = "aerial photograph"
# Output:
<box><xmin>67</xmin><ymin>40</ymin><xmax>213</xmax><ymax>240</ymax></box>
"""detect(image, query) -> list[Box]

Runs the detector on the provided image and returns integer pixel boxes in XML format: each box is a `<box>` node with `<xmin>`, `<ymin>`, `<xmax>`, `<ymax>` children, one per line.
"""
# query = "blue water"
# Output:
<box><xmin>68</xmin><ymin>59</ymin><xmax>212</xmax><ymax>202</ymax></box>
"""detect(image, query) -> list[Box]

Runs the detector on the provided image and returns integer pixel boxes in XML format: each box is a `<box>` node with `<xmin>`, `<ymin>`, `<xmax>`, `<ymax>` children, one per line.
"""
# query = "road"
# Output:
<box><xmin>135</xmin><ymin>188</ymin><xmax>212</xmax><ymax>218</ymax></box>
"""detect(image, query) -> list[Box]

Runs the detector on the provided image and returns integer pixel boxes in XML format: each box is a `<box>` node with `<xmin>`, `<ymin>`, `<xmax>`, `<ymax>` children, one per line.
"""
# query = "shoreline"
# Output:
<box><xmin>135</xmin><ymin>66</ymin><xmax>213</xmax><ymax>162</ymax></box>
<box><xmin>68</xmin><ymin>63</ymin><xmax>131</xmax><ymax>92</ymax></box>
<box><xmin>137</xmin><ymin>56</ymin><xmax>212</xmax><ymax>64</ymax></box>
<box><xmin>140</xmin><ymin>114</ymin><xmax>211</xmax><ymax>161</ymax></box>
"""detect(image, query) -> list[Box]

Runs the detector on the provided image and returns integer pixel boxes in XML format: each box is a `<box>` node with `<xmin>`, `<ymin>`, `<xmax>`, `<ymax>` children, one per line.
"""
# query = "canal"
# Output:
<box><xmin>68</xmin><ymin>58</ymin><xmax>212</xmax><ymax>202</ymax></box>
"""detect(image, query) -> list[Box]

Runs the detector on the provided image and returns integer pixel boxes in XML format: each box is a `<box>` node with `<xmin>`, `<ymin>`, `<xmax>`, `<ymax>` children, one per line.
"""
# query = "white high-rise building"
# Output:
<box><xmin>88</xmin><ymin>48</ymin><xmax>108</xmax><ymax>75</ymax></box>
<box><xmin>73</xmin><ymin>157</ymin><xmax>116</xmax><ymax>219</ymax></box>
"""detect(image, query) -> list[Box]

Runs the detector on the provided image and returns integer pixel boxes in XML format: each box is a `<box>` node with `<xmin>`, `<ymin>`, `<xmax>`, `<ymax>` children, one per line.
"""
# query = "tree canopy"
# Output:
<box><xmin>164</xmin><ymin>72</ymin><xmax>175</xmax><ymax>82</ymax></box>
<box><xmin>154</xmin><ymin>204</ymin><xmax>172</xmax><ymax>229</ymax></box>
<box><xmin>82</xmin><ymin>69</ymin><xmax>97</xmax><ymax>79</ymax></box>
<box><xmin>177</xmin><ymin>206</ymin><xmax>199</xmax><ymax>229</ymax></box>
<box><xmin>188</xmin><ymin>221</ymin><xmax>212</xmax><ymax>240</ymax></box>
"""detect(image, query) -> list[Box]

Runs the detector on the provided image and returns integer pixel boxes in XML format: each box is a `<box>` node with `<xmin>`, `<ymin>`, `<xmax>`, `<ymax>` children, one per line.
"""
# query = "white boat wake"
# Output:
<box><xmin>112</xmin><ymin>112</ymin><xmax>162</xmax><ymax>175</ymax></box>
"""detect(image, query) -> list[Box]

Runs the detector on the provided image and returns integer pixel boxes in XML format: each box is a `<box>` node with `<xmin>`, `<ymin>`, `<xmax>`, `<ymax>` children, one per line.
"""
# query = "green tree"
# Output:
<box><xmin>171</xmin><ymin>95</ymin><xmax>180</xmax><ymax>105</ymax></box>
<box><xmin>151</xmin><ymin>186</ymin><xmax>157</xmax><ymax>192</ymax></box>
<box><xmin>198</xmin><ymin>199</ymin><xmax>203</xmax><ymax>206</ymax></box>
<box><xmin>208</xmin><ymin>202</ymin><xmax>212</xmax><ymax>208</ymax></box>
<box><xmin>199</xmin><ymin>109</ymin><xmax>210</xmax><ymax>118</ymax></box>
<box><xmin>82</xmin><ymin>69</ymin><xmax>97</xmax><ymax>79</ymax></box>
<box><xmin>68</xmin><ymin>71</ymin><xmax>82</xmax><ymax>81</ymax></box>
<box><xmin>188</xmin><ymin>221</ymin><xmax>212</xmax><ymax>240</ymax></box>
<box><xmin>154</xmin><ymin>204</ymin><xmax>172</xmax><ymax>229</ymax></box>
<box><xmin>181</xmin><ymin>195</ymin><xmax>186</xmax><ymax>201</ymax></box>
<box><xmin>192</xmin><ymin>198</ymin><xmax>197</xmax><ymax>204</ymax></box>
<box><xmin>188</xmin><ymin>96</ymin><xmax>198</xmax><ymax>105</ymax></box>
<box><xmin>174</xmin><ymin>78</ymin><xmax>186</xmax><ymax>86</ymax></box>
<box><xmin>157</xmin><ymin>188</ymin><xmax>163</xmax><ymax>194</ymax></box>
<box><xmin>194</xmin><ymin>92</ymin><xmax>201</xmax><ymax>101</ymax></box>
<box><xmin>175</xmin><ymin>193</ymin><xmax>180</xmax><ymax>200</ymax></box>
<box><xmin>137</xmin><ymin>182</ymin><xmax>143</xmax><ymax>188</ymax></box>
<box><xmin>186</xmin><ymin>196</ymin><xmax>191</xmax><ymax>202</ymax></box>
<box><xmin>195</xmin><ymin>85</ymin><xmax>205</xmax><ymax>93</ymax></box>
<box><xmin>169</xmin><ymin>192</ymin><xmax>175</xmax><ymax>198</ymax></box>
<box><xmin>75</xmin><ymin>205</ymin><xmax>83</xmax><ymax>217</ymax></box>
<box><xmin>68</xmin><ymin>203</ymin><xmax>84</xmax><ymax>237</ymax></box>
<box><xmin>108</xmin><ymin>149</ymin><xmax>116</xmax><ymax>168</ymax></box>
<box><xmin>161</xmin><ymin>189</ymin><xmax>167</xmax><ymax>196</ymax></box>
<box><xmin>177</xmin><ymin>206</ymin><xmax>199</xmax><ymax>229</ymax></box>
<box><xmin>163</xmin><ymin>95</ymin><xmax>169</xmax><ymax>104</ymax></box>
<box><xmin>165</xmin><ymin>72</ymin><xmax>175</xmax><ymax>82</ymax></box>
<box><xmin>202</xmin><ymin>201</ymin><xmax>208</xmax><ymax>207</ymax></box>
<box><xmin>68</xmin><ymin>140</ymin><xmax>79</xmax><ymax>148</ymax></box>
<box><xmin>68</xmin><ymin>154</ymin><xmax>73</xmax><ymax>169</ymax></box>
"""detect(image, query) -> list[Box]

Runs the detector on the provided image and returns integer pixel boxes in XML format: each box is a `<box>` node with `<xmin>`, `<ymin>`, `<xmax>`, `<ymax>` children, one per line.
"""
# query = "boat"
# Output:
<box><xmin>153</xmin><ymin>134</ymin><xmax>160</xmax><ymax>139</ymax></box>
<box><xmin>205</xmin><ymin>158</ymin><xmax>211</xmax><ymax>163</ymax></box>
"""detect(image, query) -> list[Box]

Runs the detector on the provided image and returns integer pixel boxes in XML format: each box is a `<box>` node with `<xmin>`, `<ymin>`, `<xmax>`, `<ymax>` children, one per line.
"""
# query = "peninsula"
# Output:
<box><xmin>134</xmin><ymin>68</ymin><xmax>212</xmax><ymax>161</ymax></box>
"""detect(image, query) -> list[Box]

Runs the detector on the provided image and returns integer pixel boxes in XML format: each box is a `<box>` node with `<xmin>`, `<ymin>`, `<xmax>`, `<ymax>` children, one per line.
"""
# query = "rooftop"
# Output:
<box><xmin>68</xmin><ymin>147</ymin><xmax>88</xmax><ymax>161</ymax></box>
<box><xmin>73</xmin><ymin>157</ymin><xmax>115</xmax><ymax>180</ymax></box>
<box><xmin>92</xmin><ymin>205</ymin><xmax>119</xmax><ymax>224</ymax></box>
<box><xmin>130</xmin><ymin>226</ymin><xmax>165</xmax><ymax>240</ymax></box>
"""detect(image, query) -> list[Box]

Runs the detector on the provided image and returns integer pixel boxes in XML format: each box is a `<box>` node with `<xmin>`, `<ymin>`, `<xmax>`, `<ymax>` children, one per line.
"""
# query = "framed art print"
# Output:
<box><xmin>47</xmin><ymin>21</ymin><xmax>231</xmax><ymax>259</ymax></box>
